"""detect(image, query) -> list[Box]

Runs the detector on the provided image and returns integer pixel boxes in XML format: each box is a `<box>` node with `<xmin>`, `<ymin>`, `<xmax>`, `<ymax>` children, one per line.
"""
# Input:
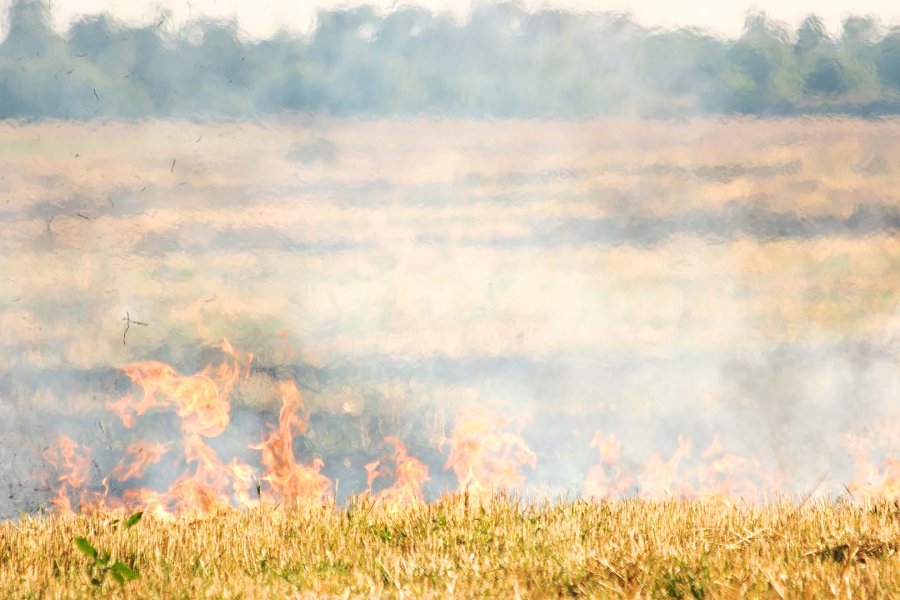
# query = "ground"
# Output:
<box><xmin>2</xmin><ymin>495</ymin><xmax>899</xmax><ymax>598</ymax></box>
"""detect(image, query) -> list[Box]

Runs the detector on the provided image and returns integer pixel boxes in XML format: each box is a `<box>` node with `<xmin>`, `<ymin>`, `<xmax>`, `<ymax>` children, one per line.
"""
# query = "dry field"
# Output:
<box><xmin>2</xmin><ymin>118</ymin><xmax>899</xmax><ymax>370</ymax></box>
<box><xmin>1</xmin><ymin>117</ymin><xmax>897</xmax><ymax>503</ymax></box>
<box><xmin>2</xmin><ymin>496</ymin><xmax>900</xmax><ymax>598</ymax></box>
<box><xmin>1</xmin><ymin>117</ymin><xmax>900</xmax><ymax>597</ymax></box>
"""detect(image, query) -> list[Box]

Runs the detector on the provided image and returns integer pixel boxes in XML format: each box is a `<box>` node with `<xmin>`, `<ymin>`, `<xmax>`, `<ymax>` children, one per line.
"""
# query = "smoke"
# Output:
<box><xmin>1</xmin><ymin>4</ymin><xmax>900</xmax><ymax>517</ymax></box>
<box><xmin>2</xmin><ymin>1</ymin><xmax>900</xmax><ymax>119</ymax></box>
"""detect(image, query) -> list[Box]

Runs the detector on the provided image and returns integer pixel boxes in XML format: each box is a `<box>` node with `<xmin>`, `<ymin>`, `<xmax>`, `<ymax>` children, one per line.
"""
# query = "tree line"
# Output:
<box><xmin>4</xmin><ymin>0</ymin><xmax>900</xmax><ymax>119</ymax></box>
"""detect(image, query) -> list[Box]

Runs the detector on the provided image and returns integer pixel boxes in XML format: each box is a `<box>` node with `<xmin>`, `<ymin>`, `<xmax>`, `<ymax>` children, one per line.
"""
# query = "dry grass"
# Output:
<box><xmin>2</xmin><ymin>495</ymin><xmax>900</xmax><ymax>598</ymax></box>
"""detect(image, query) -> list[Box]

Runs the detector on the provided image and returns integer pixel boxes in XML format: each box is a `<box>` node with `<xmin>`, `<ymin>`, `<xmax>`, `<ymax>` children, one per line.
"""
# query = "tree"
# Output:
<box><xmin>842</xmin><ymin>16</ymin><xmax>879</xmax><ymax>48</ymax></box>
<box><xmin>724</xmin><ymin>11</ymin><xmax>800</xmax><ymax>113</ymax></box>
<box><xmin>1</xmin><ymin>0</ymin><xmax>59</xmax><ymax>58</ymax></box>
<box><xmin>796</xmin><ymin>15</ymin><xmax>829</xmax><ymax>56</ymax></box>
<box><xmin>805</xmin><ymin>57</ymin><xmax>850</xmax><ymax>94</ymax></box>
<box><xmin>875</xmin><ymin>29</ymin><xmax>900</xmax><ymax>89</ymax></box>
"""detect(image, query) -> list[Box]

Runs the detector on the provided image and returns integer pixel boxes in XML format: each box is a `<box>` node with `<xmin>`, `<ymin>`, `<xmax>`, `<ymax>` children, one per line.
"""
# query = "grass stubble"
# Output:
<box><xmin>1</xmin><ymin>494</ymin><xmax>899</xmax><ymax>599</ymax></box>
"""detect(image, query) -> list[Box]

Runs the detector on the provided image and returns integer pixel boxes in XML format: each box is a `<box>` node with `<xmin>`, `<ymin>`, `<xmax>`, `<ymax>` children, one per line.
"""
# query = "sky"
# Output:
<box><xmin>4</xmin><ymin>0</ymin><xmax>900</xmax><ymax>39</ymax></box>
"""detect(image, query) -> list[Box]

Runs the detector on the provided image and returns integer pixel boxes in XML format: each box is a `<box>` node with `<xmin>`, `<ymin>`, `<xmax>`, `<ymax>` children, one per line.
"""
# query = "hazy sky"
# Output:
<box><xmin>5</xmin><ymin>0</ymin><xmax>900</xmax><ymax>39</ymax></box>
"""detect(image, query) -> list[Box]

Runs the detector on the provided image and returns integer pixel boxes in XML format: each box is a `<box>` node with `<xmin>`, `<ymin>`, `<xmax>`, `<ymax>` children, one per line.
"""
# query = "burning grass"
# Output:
<box><xmin>17</xmin><ymin>341</ymin><xmax>900</xmax><ymax>597</ymax></box>
<box><xmin>35</xmin><ymin>339</ymin><xmax>899</xmax><ymax>517</ymax></box>
<box><xmin>2</xmin><ymin>496</ymin><xmax>900</xmax><ymax>598</ymax></box>
<box><xmin>4</xmin><ymin>117</ymin><xmax>900</xmax><ymax>594</ymax></box>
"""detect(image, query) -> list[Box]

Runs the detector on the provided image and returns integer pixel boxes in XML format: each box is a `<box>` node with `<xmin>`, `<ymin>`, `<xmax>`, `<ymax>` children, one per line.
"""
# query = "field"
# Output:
<box><xmin>1</xmin><ymin>117</ymin><xmax>900</xmax><ymax>596</ymax></box>
<box><xmin>2</xmin><ymin>496</ymin><xmax>900</xmax><ymax>598</ymax></box>
<box><xmin>1</xmin><ymin>118</ymin><xmax>899</xmax><ymax>503</ymax></box>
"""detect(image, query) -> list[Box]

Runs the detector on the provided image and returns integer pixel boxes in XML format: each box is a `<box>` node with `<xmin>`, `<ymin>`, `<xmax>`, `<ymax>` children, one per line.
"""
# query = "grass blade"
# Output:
<box><xmin>111</xmin><ymin>562</ymin><xmax>139</xmax><ymax>581</ymax></box>
<box><xmin>124</xmin><ymin>511</ymin><xmax>143</xmax><ymax>530</ymax></box>
<box><xmin>74</xmin><ymin>537</ymin><xmax>97</xmax><ymax>560</ymax></box>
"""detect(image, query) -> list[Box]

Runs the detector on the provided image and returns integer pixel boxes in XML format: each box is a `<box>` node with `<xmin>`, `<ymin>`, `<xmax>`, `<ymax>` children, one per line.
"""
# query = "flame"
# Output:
<box><xmin>278</xmin><ymin>328</ymin><xmax>294</xmax><ymax>362</ymax></box>
<box><xmin>693</xmin><ymin>434</ymin><xmax>775</xmax><ymax>500</ymax></box>
<box><xmin>638</xmin><ymin>434</ymin><xmax>694</xmax><ymax>499</ymax></box>
<box><xmin>42</xmin><ymin>434</ymin><xmax>94</xmax><ymax>513</ymax></box>
<box><xmin>251</xmin><ymin>381</ymin><xmax>331</xmax><ymax>508</ymax></box>
<box><xmin>365</xmin><ymin>436</ymin><xmax>430</xmax><ymax>507</ymax></box>
<box><xmin>582</xmin><ymin>431</ymin><xmax>777</xmax><ymax>502</ymax></box>
<box><xmin>40</xmin><ymin>338</ymin><xmax>900</xmax><ymax>516</ymax></box>
<box><xmin>101</xmin><ymin>365</ymin><xmax>329</xmax><ymax>515</ymax></box>
<box><xmin>106</xmin><ymin>339</ymin><xmax>245</xmax><ymax>436</ymax></box>
<box><xmin>42</xmin><ymin>340</ymin><xmax>331</xmax><ymax>517</ymax></box>
<box><xmin>846</xmin><ymin>435</ymin><xmax>900</xmax><ymax>500</ymax></box>
<box><xmin>444</xmin><ymin>407</ymin><xmax>536</xmax><ymax>496</ymax></box>
<box><xmin>101</xmin><ymin>341</ymin><xmax>255</xmax><ymax>516</ymax></box>
<box><xmin>108</xmin><ymin>442</ymin><xmax>169</xmax><ymax>482</ymax></box>
<box><xmin>581</xmin><ymin>432</ymin><xmax>633</xmax><ymax>499</ymax></box>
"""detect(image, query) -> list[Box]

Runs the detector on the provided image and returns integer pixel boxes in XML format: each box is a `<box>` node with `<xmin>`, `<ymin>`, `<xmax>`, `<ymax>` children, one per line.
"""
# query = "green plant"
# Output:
<box><xmin>73</xmin><ymin>511</ymin><xmax>142</xmax><ymax>586</ymax></box>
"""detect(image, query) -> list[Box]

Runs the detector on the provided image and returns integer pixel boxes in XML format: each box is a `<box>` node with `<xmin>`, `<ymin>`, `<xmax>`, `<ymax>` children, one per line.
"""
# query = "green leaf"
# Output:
<box><xmin>110</xmin><ymin>571</ymin><xmax>125</xmax><ymax>586</ymax></box>
<box><xmin>111</xmin><ymin>562</ymin><xmax>139</xmax><ymax>581</ymax></box>
<box><xmin>124</xmin><ymin>511</ymin><xmax>143</xmax><ymax>529</ymax></box>
<box><xmin>75</xmin><ymin>537</ymin><xmax>98</xmax><ymax>559</ymax></box>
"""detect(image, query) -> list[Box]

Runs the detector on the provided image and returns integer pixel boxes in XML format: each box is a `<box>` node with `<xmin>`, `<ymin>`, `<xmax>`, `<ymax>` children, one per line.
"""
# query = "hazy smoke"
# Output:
<box><xmin>1</xmin><ymin>3</ymin><xmax>899</xmax><ymax>517</ymax></box>
<box><xmin>2</xmin><ymin>0</ymin><xmax>900</xmax><ymax>119</ymax></box>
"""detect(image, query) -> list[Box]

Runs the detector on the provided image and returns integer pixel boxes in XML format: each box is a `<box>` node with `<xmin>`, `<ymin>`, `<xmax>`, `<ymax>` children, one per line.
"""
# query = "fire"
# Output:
<box><xmin>638</xmin><ymin>434</ymin><xmax>694</xmax><ymax>499</ymax></box>
<box><xmin>107</xmin><ymin>442</ymin><xmax>169</xmax><ymax>482</ymax></box>
<box><xmin>42</xmin><ymin>341</ymin><xmax>332</xmax><ymax>517</ymax></box>
<box><xmin>693</xmin><ymin>434</ymin><xmax>775</xmax><ymax>500</ymax></box>
<box><xmin>582</xmin><ymin>431</ymin><xmax>776</xmax><ymax>502</ymax></box>
<box><xmin>42</xmin><ymin>434</ymin><xmax>94</xmax><ymax>513</ymax></box>
<box><xmin>365</xmin><ymin>436</ymin><xmax>430</xmax><ymax>506</ymax></box>
<box><xmin>444</xmin><ymin>407</ymin><xmax>536</xmax><ymax>496</ymax></box>
<box><xmin>581</xmin><ymin>432</ymin><xmax>633</xmax><ymax>499</ymax></box>
<box><xmin>105</xmin><ymin>339</ymin><xmax>246</xmax><ymax>435</ymax></box>
<box><xmin>40</xmin><ymin>339</ymin><xmax>900</xmax><ymax>516</ymax></box>
<box><xmin>100</xmin><ymin>340</ymin><xmax>255</xmax><ymax>516</ymax></box>
<box><xmin>846</xmin><ymin>435</ymin><xmax>900</xmax><ymax>500</ymax></box>
<box><xmin>251</xmin><ymin>381</ymin><xmax>331</xmax><ymax>507</ymax></box>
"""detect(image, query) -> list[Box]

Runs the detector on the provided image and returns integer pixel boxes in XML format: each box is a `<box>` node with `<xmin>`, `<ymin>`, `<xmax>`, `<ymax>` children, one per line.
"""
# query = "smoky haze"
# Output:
<box><xmin>0</xmin><ymin>1</ymin><xmax>899</xmax><ymax>517</ymax></box>
<box><xmin>4</xmin><ymin>0</ymin><xmax>900</xmax><ymax>118</ymax></box>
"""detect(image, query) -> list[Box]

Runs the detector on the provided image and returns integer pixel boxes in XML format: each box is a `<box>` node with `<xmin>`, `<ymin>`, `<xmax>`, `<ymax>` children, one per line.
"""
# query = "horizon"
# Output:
<box><xmin>2</xmin><ymin>0</ymin><xmax>900</xmax><ymax>40</ymax></box>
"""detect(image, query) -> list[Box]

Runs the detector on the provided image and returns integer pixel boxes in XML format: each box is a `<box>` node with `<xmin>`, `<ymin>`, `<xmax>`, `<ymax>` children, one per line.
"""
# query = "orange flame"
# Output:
<box><xmin>638</xmin><ymin>434</ymin><xmax>694</xmax><ymax>500</ymax></box>
<box><xmin>693</xmin><ymin>434</ymin><xmax>775</xmax><ymax>500</ymax></box>
<box><xmin>251</xmin><ymin>381</ymin><xmax>331</xmax><ymax>508</ymax></box>
<box><xmin>846</xmin><ymin>435</ymin><xmax>900</xmax><ymax>500</ymax></box>
<box><xmin>43</xmin><ymin>338</ymin><xmax>900</xmax><ymax>515</ymax></box>
<box><xmin>106</xmin><ymin>339</ymin><xmax>245</xmax><ymax>436</ymax></box>
<box><xmin>100</xmin><ymin>341</ymin><xmax>255</xmax><ymax>516</ymax></box>
<box><xmin>365</xmin><ymin>437</ymin><xmax>430</xmax><ymax>507</ymax></box>
<box><xmin>582</xmin><ymin>431</ymin><xmax>777</xmax><ymax>502</ymax></box>
<box><xmin>42</xmin><ymin>341</ymin><xmax>335</xmax><ymax>516</ymax></box>
<box><xmin>581</xmin><ymin>432</ymin><xmax>633</xmax><ymax>499</ymax></box>
<box><xmin>42</xmin><ymin>434</ymin><xmax>93</xmax><ymax>513</ymax></box>
<box><xmin>108</xmin><ymin>441</ymin><xmax>169</xmax><ymax>482</ymax></box>
<box><xmin>444</xmin><ymin>407</ymin><xmax>536</xmax><ymax>496</ymax></box>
